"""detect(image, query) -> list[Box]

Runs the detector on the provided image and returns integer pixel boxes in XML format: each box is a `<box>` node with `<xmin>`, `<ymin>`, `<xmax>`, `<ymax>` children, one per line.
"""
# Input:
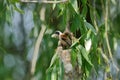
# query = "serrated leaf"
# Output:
<box><xmin>85</xmin><ymin>22</ymin><xmax>96</xmax><ymax>35</ymax></box>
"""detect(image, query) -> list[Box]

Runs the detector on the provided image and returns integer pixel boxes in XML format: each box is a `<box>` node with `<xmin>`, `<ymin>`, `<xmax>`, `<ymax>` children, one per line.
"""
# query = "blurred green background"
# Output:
<box><xmin>0</xmin><ymin>0</ymin><xmax>120</xmax><ymax>80</ymax></box>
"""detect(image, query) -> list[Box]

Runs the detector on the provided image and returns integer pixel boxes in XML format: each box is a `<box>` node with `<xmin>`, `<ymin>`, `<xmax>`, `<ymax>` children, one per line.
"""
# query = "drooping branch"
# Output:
<box><xmin>102</xmin><ymin>0</ymin><xmax>119</xmax><ymax>72</ymax></box>
<box><xmin>30</xmin><ymin>6</ymin><xmax>46</xmax><ymax>79</ymax></box>
<box><xmin>20</xmin><ymin>0</ymin><xmax>68</xmax><ymax>4</ymax></box>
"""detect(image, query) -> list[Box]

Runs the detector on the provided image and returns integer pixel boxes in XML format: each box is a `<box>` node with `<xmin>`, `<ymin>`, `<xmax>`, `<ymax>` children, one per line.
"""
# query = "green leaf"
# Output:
<box><xmin>86</xmin><ymin>29</ymin><xmax>92</xmax><ymax>39</ymax></box>
<box><xmin>77</xmin><ymin>52</ymin><xmax>82</xmax><ymax>68</ymax></box>
<box><xmin>51</xmin><ymin>66</ymin><xmax>57</xmax><ymax>80</ymax></box>
<box><xmin>71</xmin><ymin>34</ymin><xmax>86</xmax><ymax>48</ymax></box>
<box><xmin>89</xmin><ymin>4</ymin><xmax>101</xmax><ymax>26</ymax></box>
<box><xmin>52</xmin><ymin>3</ymin><xmax>56</xmax><ymax>10</ymax></box>
<box><xmin>9</xmin><ymin>0</ymin><xmax>19</xmax><ymax>3</ymax></box>
<box><xmin>84</xmin><ymin>64</ymin><xmax>91</xmax><ymax>78</ymax></box>
<box><xmin>58</xmin><ymin>4</ymin><xmax>65</xmax><ymax>16</ymax></box>
<box><xmin>91</xmin><ymin>33</ymin><xmax>98</xmax><ymax>52</ymax></box>
<box><xmin>71</xmin><ymin>40</ymin><xmax>79</xmax><ymax>48</ymax></box>
<box><xmin>6</xmin><ymin>10</ymin><xmax>12</xmax><ymax>25</ymax></box>
<box><xmin>97</xmin><ymin>48</ymin><xmax>109</xmax><ymax>63</ymax></box>
<box><xmin>77</xmin><ymin>45</ymin><xmax>93</xmax><ymax>66</ymax></box>
<box><xmin>58</xmin><ymin>61</ymin><xmax>64</xmax><ymax>80</ymax></box>
<box><xmin>81</xmin><ymin>5</ymin><xmax>88</xmax><ymax>17</ymax></box>
<box><xmin>81</xmin><ymin>0</ymin><xmax>87</xmax><ymax>5</ymax></box>
<box><xmin>52</xmin><ymin>0</ymin><xmax>57</xmax><ymax>10</ymax></box>
<box><xmin>46</xmin><ymin>67</ymin><xmax>54</xmax><ymax>74</ymax></box>
<box><xmin>89</xmin><ymin>8</ymin><xmax>94</xmax><ymax>24</ymax></box>
<box><xmin>71</xmin><ymin>14</ymin><xmax>81</xmax><ymax>32</ymax></box>
<box><xmin>71</xmin><ymin>49</ymin><xmax>77</xmax><ymax>66</ymax></box>
<box><xmin>49</xmin><ymin>53</ymin><xmax>58</xmax><ymax>68</ymax></box>
<box><xmin>84</xmin><ymin>22</ymin><xmax>96</xmax><ymax>35</ymax></box>
<box><xmin>69</xmin><ymin>0</ymin><xmax>79</xmax><ymax>13</ymax></box>
<box><xmin>78</xmin><ymin>15</ymin><xmax>87</xmax><ymax>35</ymax></box>
<box><xmin>13</xmin><ymin>4</ymin><xmax>24</xmax><ymax>14</ymax></box>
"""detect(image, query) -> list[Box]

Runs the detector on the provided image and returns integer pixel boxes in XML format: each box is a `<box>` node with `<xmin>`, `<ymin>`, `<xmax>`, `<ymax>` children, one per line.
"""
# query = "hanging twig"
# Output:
<box><xmin>20</xmin><ymin>0</ymin><xmax>68</xmax><ymax>4</ymax></box>
<box><xmin>93</xmin><ymin>0</ymin><xmax>98</xmax><ymax>32</ymax></box>
<box><xmin>104</xmin><ymin>0</ymin><xmax>119</xmax><ymax>71</ymax></box>
<box><xmin>31</xmin><ymin>6</ymin><xmax>46</xmax><ymax>79</ymax></box>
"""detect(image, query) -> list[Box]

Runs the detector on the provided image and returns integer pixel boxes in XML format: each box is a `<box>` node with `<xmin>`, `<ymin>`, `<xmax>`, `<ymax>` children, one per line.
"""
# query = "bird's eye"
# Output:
<box><xmin>55</xmin><ymin>31</ymin><xmax>62</xmax><ymax>35</ymax></box>
<box><xmin>55</xmin><ymin>31</ymin><xmax>60</xmax><ymax>35</ymax></box>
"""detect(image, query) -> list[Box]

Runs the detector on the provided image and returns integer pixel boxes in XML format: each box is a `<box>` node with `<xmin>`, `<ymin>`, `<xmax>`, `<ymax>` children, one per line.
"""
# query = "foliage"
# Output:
<box><xmin>0</xmin><ymin>0</ymin><xmax>120</xmax><ymax>80</ymax></box>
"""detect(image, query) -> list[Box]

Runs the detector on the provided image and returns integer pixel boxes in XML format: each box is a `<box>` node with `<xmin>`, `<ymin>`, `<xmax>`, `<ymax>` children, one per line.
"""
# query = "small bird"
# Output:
<box><xmin>52</xmin><ymin>31</ymin><xmax>72</xmax><ymax>49</ymax></box>
<box><xmin>52</xmin><ymin>30</ymin><xmax>73</xmax><ymax>77</ymax></box>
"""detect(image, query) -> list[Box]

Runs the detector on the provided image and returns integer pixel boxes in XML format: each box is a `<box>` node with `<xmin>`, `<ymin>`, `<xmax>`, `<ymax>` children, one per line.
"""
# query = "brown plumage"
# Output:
<box><xmin>52</xmin><ymin>31</ymin><xmax>73</xmax><ymax>49</ymax></box>
<box><xmin>52</xmin><ymin>30</ymin><xmax>74</xmax><ymax>80</ymax></box>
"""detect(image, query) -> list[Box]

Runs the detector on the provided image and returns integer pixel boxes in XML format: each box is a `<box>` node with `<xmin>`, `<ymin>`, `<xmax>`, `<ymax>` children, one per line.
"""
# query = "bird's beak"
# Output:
<box><xmin>51</xmin><ymin>31</ymin><xmax>62</xmax><ymax>39</ymax></box>
<box><xmin>51</xmin><ymin>34</ymin><xmax>58</xmax><ymax>38</ymax></box>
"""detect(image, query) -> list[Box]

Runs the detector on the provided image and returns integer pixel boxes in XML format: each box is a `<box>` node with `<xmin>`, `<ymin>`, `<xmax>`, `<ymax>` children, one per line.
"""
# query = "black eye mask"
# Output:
<box><xmin>55</xmin><ymin>31</ymin><xmax>61</xmax><ymax>35</ymax></box>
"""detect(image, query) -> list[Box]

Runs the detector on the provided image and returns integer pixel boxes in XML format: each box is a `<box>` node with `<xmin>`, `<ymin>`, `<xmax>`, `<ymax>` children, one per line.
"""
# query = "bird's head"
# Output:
<box><xmin>51</xmin><ymin>31</ymin><xmax>62</xmax><ymax>39</ymax></box>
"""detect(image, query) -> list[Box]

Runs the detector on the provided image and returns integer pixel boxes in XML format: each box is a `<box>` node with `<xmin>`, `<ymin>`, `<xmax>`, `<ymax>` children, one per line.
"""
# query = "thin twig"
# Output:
<box><xmin>93</xmin><ymin>0</ymin><xmax>98</xmax><ymax>32</ymax></box>
<box><xmin>20</xmin><ymin>0</ymin><xmax>68</xmax><ymax>4</ymax></box>
<box><xmin>104</xmin><ymin>0</ymin><xmax>119</xmax><ymax>71</ymax></box>
<box><xmin>31</xmin><ymin>6</ymin><xmax>46</xmax><ymax>77</ymax></box>
<box><xmin>104</xmin><ymin>0</ymin><xmax>112</xmax><ymax>60</ymax></box>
